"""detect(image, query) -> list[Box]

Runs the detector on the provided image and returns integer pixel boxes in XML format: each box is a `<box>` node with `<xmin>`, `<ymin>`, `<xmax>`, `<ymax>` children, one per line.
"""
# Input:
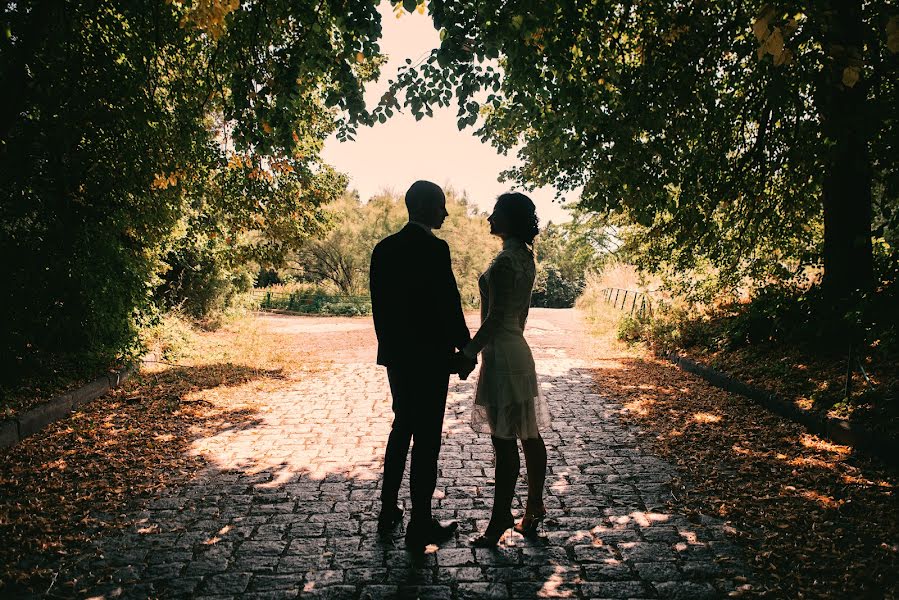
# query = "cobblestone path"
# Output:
<box><xmin>74</xmin><ymin>309</ymin><xmax>751</xmax><ymax>599</ymax></box>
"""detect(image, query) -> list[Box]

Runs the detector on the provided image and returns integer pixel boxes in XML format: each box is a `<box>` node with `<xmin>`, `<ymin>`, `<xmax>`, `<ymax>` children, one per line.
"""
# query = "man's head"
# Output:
<box><xmin>405</xmin><ymin>180</ymin><xmax>448</xmax><ymax>229</ymax></box>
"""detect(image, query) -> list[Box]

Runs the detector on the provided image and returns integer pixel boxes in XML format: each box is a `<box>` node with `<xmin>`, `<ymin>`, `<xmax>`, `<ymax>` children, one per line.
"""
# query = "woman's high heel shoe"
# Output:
<box><xmin>513</xmin><ymin>507</ymin><xmax>547</xmax><ymax>537</ymax></box>
<box><xmin>469</xmin><ymin>515</ymin><xmax>515</xmax><ymax>547</ymax></box>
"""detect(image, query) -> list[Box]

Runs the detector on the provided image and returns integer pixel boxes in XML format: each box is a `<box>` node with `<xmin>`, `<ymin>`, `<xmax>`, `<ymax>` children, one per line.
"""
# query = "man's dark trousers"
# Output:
<box><xmin>381</xmin><ymin>366</ymin><xmax>450</xmax><ymax>525</ymax></box>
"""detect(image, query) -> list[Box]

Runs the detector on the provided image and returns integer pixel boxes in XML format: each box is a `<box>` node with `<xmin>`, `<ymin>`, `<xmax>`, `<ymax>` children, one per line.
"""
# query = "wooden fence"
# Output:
<box><xmin>600</xmin><ymin>287</ymin><xmax>654</xmax><ymax>317</ymax></box>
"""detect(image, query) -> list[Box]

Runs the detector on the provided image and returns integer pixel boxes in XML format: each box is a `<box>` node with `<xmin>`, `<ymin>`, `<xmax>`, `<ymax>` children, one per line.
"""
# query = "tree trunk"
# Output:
<box><xmin>819</xmin><ymin>0</ymin><xmax>873</xmax><ymax>307</ymax></box>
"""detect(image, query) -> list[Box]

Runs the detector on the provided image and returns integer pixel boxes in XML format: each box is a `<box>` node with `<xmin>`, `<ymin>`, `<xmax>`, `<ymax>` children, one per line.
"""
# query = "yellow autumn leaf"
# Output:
<box><xmin>765</xmin><ymin>28</ymin><xmax>784</xmax><ymax>57</ymax></box>
<box><xmin>151</xmin><ymin>173</ymin><xmax>170</xmax><ymax>190</ymax></box>
<box><xmin>842</xmin><ymin>65</ymin><xmax>860</xmax><ymax>87</ymax></box>
<box><xmin>355</xmin><ymin>52</ymin><xmax>365</xmax><ymax>63</ymax></box>
<box><xmin>774</xmin><ymin>48</ymin><xmax>793</xmax><ymax>66</ymax></box>
<box><xmin>416</xmin><ymin>2</ymin><xmax>425</xmax><ymax>15</ymax></box>
<box><xmin>262</xmin><ymin>121</ymin><xmax>273</xmax><ymax>134</ymax></box>
<box><xmin>752</xmin><ymin>17</ymin><xmax>770</xmax><ymax>41</ymax></box>
<box><xmin>888</xmin><ymin>17</ymin><xmax>899</xmax><ymax>53</ymax></box>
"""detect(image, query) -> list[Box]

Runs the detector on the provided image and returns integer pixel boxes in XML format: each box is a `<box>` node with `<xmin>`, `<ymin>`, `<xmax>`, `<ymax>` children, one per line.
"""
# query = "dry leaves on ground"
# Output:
<box><xmin>691</xmin><ymin>342</ymin><xmax>899</xmax><ymax>436</ymax></box>
<box><xmin>0</xmin><ymin>314</ymin><xmax>324</xmax><ymax>595</ymax></box>
<box><xmin>590</xmin><ymin>352</ymin><xmax>899</xmax><ymax>598</ymax></box>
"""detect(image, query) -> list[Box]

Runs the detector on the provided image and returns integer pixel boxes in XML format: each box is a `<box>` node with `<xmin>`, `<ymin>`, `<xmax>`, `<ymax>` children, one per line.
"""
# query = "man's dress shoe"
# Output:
<box><xmin>404</xmin><ymin>518</ymin><xmax>458</xmax><ymax>552</ymax></box>
<box><xmin>377</xmin><ymin>504</ymin><xmax>404</xmax><ymax>534</ymax></box>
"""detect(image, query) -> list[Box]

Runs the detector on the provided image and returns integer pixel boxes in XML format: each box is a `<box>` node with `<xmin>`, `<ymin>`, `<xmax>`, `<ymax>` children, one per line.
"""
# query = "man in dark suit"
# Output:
<box><xmin>369</xmin><ymin>180</ymin><xmax>476</xmax><ymax>552</ymax></box>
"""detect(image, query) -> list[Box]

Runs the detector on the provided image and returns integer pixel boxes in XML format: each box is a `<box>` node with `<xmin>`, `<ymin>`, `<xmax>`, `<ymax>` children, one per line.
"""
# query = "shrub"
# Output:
<box><xmin>256</xmin><ymin>268</ymin><xmax>282</xmax><ymax>288</ymax></box>
<box><xmin>255</xmin><ymin>286</ymin><xmax>371</xmax><ymax>316</ymax></box>
<box><xmin>321</xmin><ymin>301</ymin><xmax>372</xmax><ymax>316</ymax></box>
<box><xmin>156</xmin><ymin>241</ymin><xmax>254</xmax><ymax>319</ymax></box>
<box><xmin>532</xmin><ymin>266</ymin><xmax>585</xmax><ymax>308</ymax></box>
<box><xmin>617</xmin><ymin>314</ymin><xmax>646</xmax><ymax>343</ymax></box>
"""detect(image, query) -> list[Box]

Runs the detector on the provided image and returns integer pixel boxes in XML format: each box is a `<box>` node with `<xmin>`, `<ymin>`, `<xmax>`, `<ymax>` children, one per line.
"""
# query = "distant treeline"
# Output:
<box><xmin>256</xmin><ymin>189</ymin><xmax>612</xmax><ymax>312</ymax></box>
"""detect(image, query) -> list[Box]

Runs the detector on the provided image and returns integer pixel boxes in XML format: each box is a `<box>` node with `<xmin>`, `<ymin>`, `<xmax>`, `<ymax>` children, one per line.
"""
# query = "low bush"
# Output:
<box><xmin>321</xmin><ymin>301</ymin><xmax>372</xmax><ymax>316</ymax></box>
<box><xmin>156</xmin><ymin>241</ymin><xmax>255</xmax><ymax>320</ymax></box>
<box><xmin>255</xmin><ymin>287</ymin><xmax>371</xmax><ymax>316</ymax></box>
<box><xmin>616</xmin><ymin>313</ymin><xmax>646</xmax><ymax>343</ymax></box>
<box><xmin>532</xmin><ymin>266</ymin><xmax>585</xmax><ymax>308</ymax></box>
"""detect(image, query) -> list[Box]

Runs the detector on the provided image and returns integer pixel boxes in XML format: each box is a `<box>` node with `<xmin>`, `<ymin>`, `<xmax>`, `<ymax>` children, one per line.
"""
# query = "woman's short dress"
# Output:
<box><xmin>465</xmin><ymin>239</ymin><xmax>551</xmax><ymax>440</ymax></box>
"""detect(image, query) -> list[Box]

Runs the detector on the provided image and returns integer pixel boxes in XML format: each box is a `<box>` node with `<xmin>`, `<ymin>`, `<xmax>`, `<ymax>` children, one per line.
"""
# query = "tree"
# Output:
<box><xmin>371</xmin><ymin>1</ymin><xmax>898</xmax><ymax>307</ymax></box>
<box><xmin>533</xmin><ymin>211</ymin><xmax>613</xmax><ymax>307</ymax></box>
<box><xmin>286</xmin><ymin>188</ymin><xmax>498</xmax><ymax>303</ymax></box>
<box><xmin>0</xmin><ymin>0</ymin><xmax>384</xmax><ymax>387</ymax></box>
<box><xmin>288</xmin><ymin>193</ymin><xmax>385</xmax><ymax>295</ymax></box>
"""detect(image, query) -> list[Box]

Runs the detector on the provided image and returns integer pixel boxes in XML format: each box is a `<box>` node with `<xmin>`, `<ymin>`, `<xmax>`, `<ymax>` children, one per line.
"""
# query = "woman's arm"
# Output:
<box><xmin>462</xmin><ymin>256</ymin><xmax>515</xmax><ymax>358</ymax></box>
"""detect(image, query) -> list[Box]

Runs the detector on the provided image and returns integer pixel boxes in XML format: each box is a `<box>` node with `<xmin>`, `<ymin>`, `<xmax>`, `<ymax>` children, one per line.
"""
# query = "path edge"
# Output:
<box><xmin>0</xmin><ymin>360</ymin><xmax>142</xmax><ymax>449</ymax></box>
<box><xmin>665</xmin><ymin>351</ymin><xmax>899</xmax><ymax>468</ymax></box>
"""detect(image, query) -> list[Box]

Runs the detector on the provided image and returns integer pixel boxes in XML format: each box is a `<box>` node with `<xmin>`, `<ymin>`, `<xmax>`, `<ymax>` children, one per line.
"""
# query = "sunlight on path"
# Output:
<box><xmin>69</xmin><ymin>309</ymin><xmax>751</xmax><ymax>599</ymax></box>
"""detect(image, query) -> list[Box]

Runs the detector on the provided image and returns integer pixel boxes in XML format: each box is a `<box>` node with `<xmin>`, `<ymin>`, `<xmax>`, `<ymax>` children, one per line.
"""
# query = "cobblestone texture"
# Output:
<box><xmin>56</xmin><ymin>310</ymin><xmax>750</xmax><ymax>598</ymax></box>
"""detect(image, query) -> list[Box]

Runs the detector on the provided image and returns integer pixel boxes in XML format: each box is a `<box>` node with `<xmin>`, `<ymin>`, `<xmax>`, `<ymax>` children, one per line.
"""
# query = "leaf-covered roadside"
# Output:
<box><xmin>0</xmin><ymin>316</ymin><xmax>322</xmax><ymax>596</ymax></box>
<box><xmin>687</xmin><ymin>341</ymin><xmax>899</xmax><ymax>437</ymax></box>
<box><xmin>590</xmin><ymin>353</ymin><xmax>899</xmax><ymax>599</ymax></box>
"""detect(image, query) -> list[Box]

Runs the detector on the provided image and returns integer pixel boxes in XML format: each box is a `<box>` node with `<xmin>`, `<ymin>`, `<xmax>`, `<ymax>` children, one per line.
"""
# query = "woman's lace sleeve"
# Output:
<box><xmin>463</xmin><ymin>255</ymin><xmax>515</xmax><ymax>358</ymax></box>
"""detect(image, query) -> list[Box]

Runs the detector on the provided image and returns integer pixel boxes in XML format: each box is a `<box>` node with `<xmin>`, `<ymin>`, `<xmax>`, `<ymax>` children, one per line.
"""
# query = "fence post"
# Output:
<box><xmin>630</xmin><ymin>293</ymin><xmax>638</xmax><ymax>314</ymax></box>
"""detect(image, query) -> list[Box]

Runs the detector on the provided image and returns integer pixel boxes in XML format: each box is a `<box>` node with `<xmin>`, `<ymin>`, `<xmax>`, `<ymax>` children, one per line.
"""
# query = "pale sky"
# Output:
<box><xmin>321</xmin><ymin>2</ymin><xmax>574</xmax><ymax>224</ymax></box>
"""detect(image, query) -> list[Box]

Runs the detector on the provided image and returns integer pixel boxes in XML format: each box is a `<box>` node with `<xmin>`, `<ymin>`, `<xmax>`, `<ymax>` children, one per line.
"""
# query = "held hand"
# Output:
<box><xmin>459</xmin><ymin>359</ymin><xmax>476</xmax><ymax>381</ymax></box>
<box><xmin>452</xmin><ymin>351</ymin><xmax>477</xmax><ymax>380</ymax></box>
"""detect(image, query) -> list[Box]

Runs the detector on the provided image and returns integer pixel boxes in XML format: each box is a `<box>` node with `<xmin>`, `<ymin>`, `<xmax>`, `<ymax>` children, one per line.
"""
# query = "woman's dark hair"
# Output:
<box><xmin>495</xmin><ymin>192</ymin><xmax>539</xmax><ymax>245</ymax></box>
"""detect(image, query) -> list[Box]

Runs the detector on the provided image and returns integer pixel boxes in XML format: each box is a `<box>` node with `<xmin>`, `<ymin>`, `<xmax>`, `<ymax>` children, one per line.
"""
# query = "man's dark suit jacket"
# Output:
<box><xmin>369</xmin><ymin>224</ymin><xmax>470</xmax><ymax>371</ymax></box>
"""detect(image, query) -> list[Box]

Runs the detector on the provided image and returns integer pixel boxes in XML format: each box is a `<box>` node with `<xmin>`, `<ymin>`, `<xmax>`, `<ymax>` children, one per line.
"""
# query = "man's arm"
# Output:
<box><xmin>438</xmin><ymin>240</ymin><xmax>471</xmax><ymax>351</ymax></box>
<box><xmin>369</xmin><ymin>243</ymin><xmax>393</xmax><ymax>350</ymax></box>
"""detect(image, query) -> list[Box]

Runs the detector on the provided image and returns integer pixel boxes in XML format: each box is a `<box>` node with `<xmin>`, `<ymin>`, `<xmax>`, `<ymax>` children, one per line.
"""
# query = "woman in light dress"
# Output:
<box><xmin>460</xmin><ymin>192</ymin><xmax>551</xmax><ymax>546</ymax></box>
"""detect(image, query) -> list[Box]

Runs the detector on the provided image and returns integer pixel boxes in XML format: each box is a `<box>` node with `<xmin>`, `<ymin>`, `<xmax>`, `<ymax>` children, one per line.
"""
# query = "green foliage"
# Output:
<box><xmin>289</xmin><ymin>189</ymin><xmax>498</xmax><ymax>306</ymax></box>
<box><xmin>617</xmin><ymin>314</ymin><xmax>647</xmax><ymax>344</ymax></box>
<box><xmin>1</xmin><ymin>0</ymin><xmax>384</xmax><ymax>390</ymax></box>
<box><xmin>623</xmin><ymin>243</ymin><xmax>899</xmax><ymax>359</ymax></box>
<box><xmin>616</xmin><ymin>308</ymin><xmax>686</xmax><ymax>354</ymax></box>
<box><xmin>258</xmin><ymin>289</ymin><xmax>372</xmax><ymax>316</ymax></box>
<box><xmin>288</xmin><ymin>192</ymin><xmax>401</xmax><ymax>296</ymax></box>
<box><xmin>440</xmin><ymin>190</ymin><xmax>500</xmax><ymax>306</ymax></box>
<box><xmin>256</xmin><ymin>268</ymin><xmax>283</xmax><ymax>288</ymax></box>
<box><xmin>532</xmin><ymin>210</ymin><xmax>612</xmax><ymax>307</ymax></box>
<box><xmin>379</xmin><ymin>0</ymin><xmax>898</xmax><ymax>303</ymax></box>
<box><xmin>156</xmin><ymin>237</ymin><xmax>254</xmax><ymax>319</ymax></box>
<box><xmin>532</xmin><ymin>266</ymin><xmax>584</xmax><ymax>308</ymax></box>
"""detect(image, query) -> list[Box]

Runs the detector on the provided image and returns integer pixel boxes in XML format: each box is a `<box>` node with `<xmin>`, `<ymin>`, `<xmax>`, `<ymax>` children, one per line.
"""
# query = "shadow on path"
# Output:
<box><xmin>10</xmin><ymin>358</ymin><xmax>755</xmax><ymax>599</ymax></box>
<box><xmin>589</xmin><ymin>353</ymin><xmax>899</xmax><ymax>597</ymax></box>
<box><xmin>0</xmin><ymin>363</ymin><xmax>279</xmax><ymax>596</ymax></box>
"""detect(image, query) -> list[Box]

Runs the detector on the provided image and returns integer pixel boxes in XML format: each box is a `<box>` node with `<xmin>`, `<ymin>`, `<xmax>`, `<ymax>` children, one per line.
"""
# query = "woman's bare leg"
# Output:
<box><xmin>489</xmin><ymin>435</ymin><xmax>519</xmax><ymax>529</ymax></box>
<box><xmin>520</xmin><ymin>435</ymin><xmax>547</xmax><ymax>520</ymax></box>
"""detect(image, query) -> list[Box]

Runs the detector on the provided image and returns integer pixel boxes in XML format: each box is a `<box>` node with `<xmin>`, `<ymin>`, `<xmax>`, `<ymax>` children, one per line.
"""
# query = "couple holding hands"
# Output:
<box><xmin>369</xmin><ymin>180</ymin><xmax>551</xmax><ymax>553</ymax></box>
